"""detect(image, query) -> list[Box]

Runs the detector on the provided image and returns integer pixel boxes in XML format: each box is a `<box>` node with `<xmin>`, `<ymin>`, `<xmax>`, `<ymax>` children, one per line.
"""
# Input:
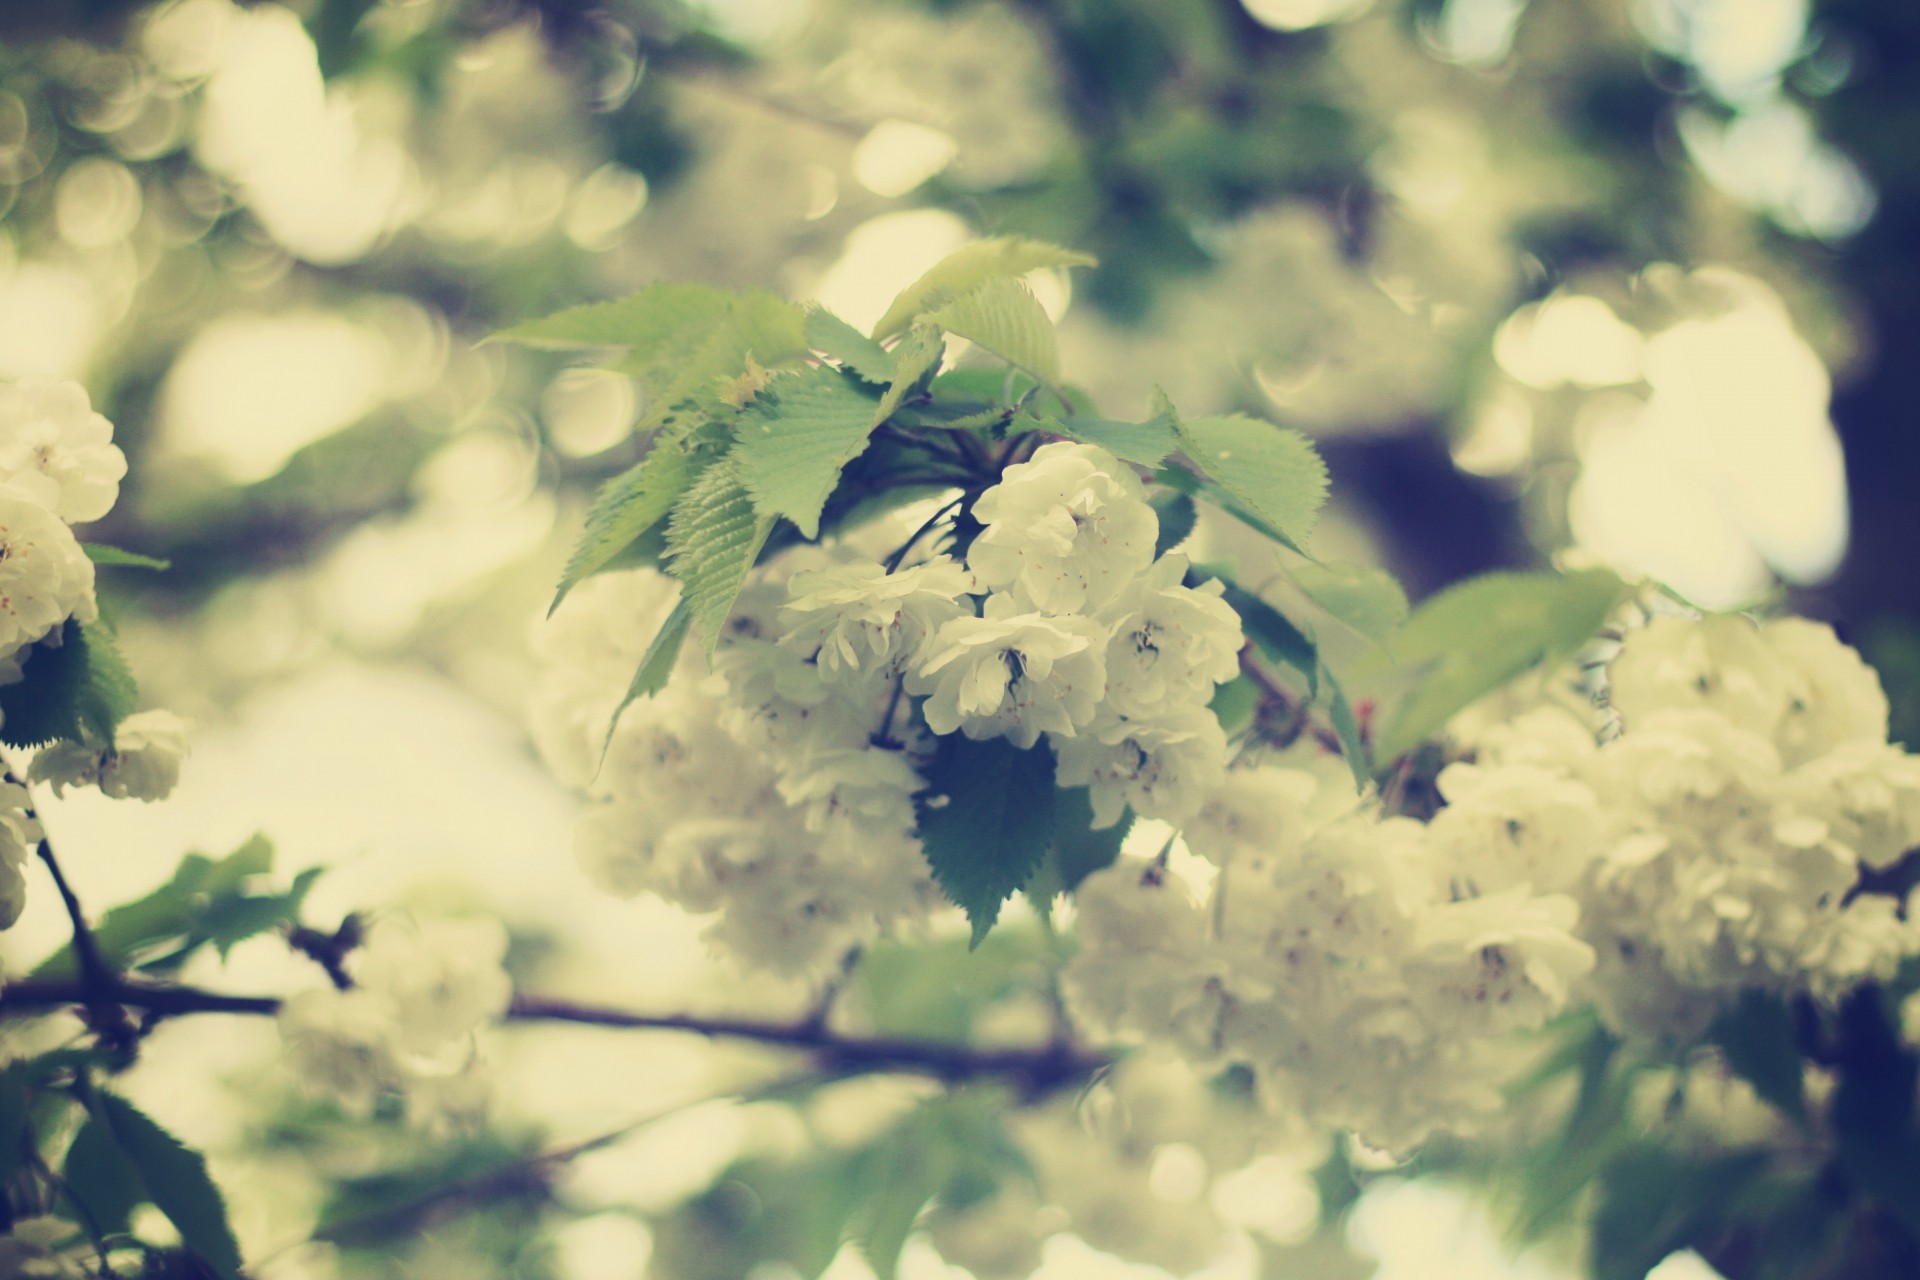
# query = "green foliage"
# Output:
<box><xmin>552</xmin><ymin>442</ymin><xmax>701</xmax><ymax>613</ymax></box>
<box><xmin>79</xmin><ymin>543</ymin><xmax>170</xmax><ymax>571</ymax></box>
<box><xmin>1214</xmin><ymin>576</ymin><xmax>1317</xmax><ymax>695</ymax></box>
<box><xmin>1589</xmin><ymin>1147</ymin><xmax>1772</xmax><ymax>1280</ymax></box>
<box><xmin>849</xmin><ymin>1092</ymin><xmax>1029</xmax><ymax>1279</ymax></box>
<box><xmin>1050</xmin><ymin>406</ymin><xmax>1183</xmax><ymax>468</ymax></box>
<box><xmin>923</xmin><ymin>277</ymin><xmax>1062</xmax><ymax>388</ymax></box>
<box><xmin>1172</xmin><ymin>411</ymin><xmax>1329</xmax><ymax>554</ymax></box>
<box><xmin>1322</xmin><ymin>668</ymin><xmax>1371</xmax><ymax>790</ymax></box>
<box><xmin>870</xmin><ymin>237</ymin><xmax>1095</xmax><ymax>341</ymax></box>
<box><xmin>494</xmin><ymin>281</ymin><xmax>733</xmax><ymax>352</ymax></box>
<box><xmin>0</xmin><ymin>618</ymin><xmax>137</xmax><ymax>749</ymax></box>
<box><xmin>32</xmin><ymin>835</ymin><xmax>317</xmax><ymax>981</ymax></box>
<box><xmin>1291</xmin><ymin>561</ymin><xmax>1409</xmax><ymax>646</ymax></box>
<box><xmin>1369</xmin><ymin>568</ymin><xmax>1631</xmax><ymax>764</ymax></box>
<box><xmin>873</xmin><ymin>325</ymin><xmax>945</xmax><ymax>427</ymax></box>
<box><xmin>733</xmin><ymin>364</ymin><xmax>884</xmax><ymax>539</ymax></box>
<box><xmin>664</xmin><ymin>460</ymin><xmax>773</xmax><ymax>652</ymax></box>
<box><xmin>804</xmin><ymin>305</ymin><xmax>893</xmax><ymax>384</ymax></box>
<box><xmin>1150</xmin><ymin>490</ymin><xmax>1197</xmax><ymax>556</ymax></box>
<box><xmin>1711</xmin><ymin>990</ymin><xmax>1809</xmax><ymax>1124</ymax></box>
<box><xmin>915</xmin><ymin>736</ymin><xmax>1058</xmax><ymax>946</ymax></box>
<box><xmin>63</xmin><ymin>1111</ymin><xmax>144</xmax><ymax>1236</ymax></box>
<box><xmin>600</xmin><ymin>596</ymin><xmax>693</xmax><ymax>760</ymax></box>
<box><xmin>83</xmin><ymin>1089</ymin><xmax>245</xmax><ymax>1279</ymax></box>
<box><xmin>1044</xmin><ymin>785</ymin><xmax>1130</xmax><ymax>892</ymax></box>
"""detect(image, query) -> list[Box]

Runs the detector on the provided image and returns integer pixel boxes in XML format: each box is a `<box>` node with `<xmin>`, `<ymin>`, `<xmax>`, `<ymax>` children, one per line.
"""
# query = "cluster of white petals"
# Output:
<box><xmin>1067</xmin><ymin>612</ymin><xmax>1920</xmax><ymax>1151</ymax></box>
<box><xmin>277</xmin><ymin>915</ymin><xmax>510</xmax><ymax>1120</ymax></box>
<box><xmin>533</xmin><ymin>446</ymin><xmax>1244</xmax><ymax>970</ymax></box>
<box><xmin>533</xmin><ymin>549</ymin><xmax>948</xmax><ymax>974</ymax></box>
<box><xmin>0</xmin><ymin>782</ymin><xmax>43</xmax><ymax>932</ymax></box>
<box><xmin>0</xmin><ymin>380</ymin><xmax>127</xmax><ymax>524</ymax></box>
<box><xmin>31</xmin><ymin>710</ymin><xmax>191</xmax><ymax>802</ymax></box>
<box><xmin>906</xmin><ymin>442</ymin><xmax>1241</xmax><ymax>826</ymax></box>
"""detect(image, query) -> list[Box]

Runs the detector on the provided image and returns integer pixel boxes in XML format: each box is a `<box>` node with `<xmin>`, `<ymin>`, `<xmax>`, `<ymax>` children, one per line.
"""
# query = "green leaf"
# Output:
<box><xmin>551</xmin><ymin>443</ymin><xmax>701</xmax><ymax>614</ymax></box>
<box><xmin>493</xmin><ymin>281</ymin><xmax>733</xmax><ymax>352</ymax></box>
<box><xmin>63</xmin><ymin>1113</ymin><xmax>143</xmax><ymax>1237</ymax></box>
<box><xmin>1589</xmin><ymin>1148</ymin><xmax>1771</xmax><ymax>1280</ymax></box>
<box><xmin>1174</xmin><ymin>411</ymin><xmax>1328</xmax><ymax>553</ymax></box>
<box><xmin>1292</xmin><ymin>561</ymin><xmax>1408</xmax><ymax>646</ymax></box>
<box><xmin>914</xmin><ymin>736</ymin><xmax>1057</xmax><ymax>946</ymax></box>
<box><xmin>1370</xmin><ymin>568</ymin><xmax>1630</xmax><ymax>763</ymax></box>
<box><xmin>873</xmin><ymin>325</ymin><xmax>945</xmax><ymax>427</ymax></box>
<box><xmin>1322</xmin><ymin>666</ymin><xmax>1370</xmax><ymax>792</ymax></box>
<box><xmin>1046</xmin><ymin>786</ymin><xmax>1129</xmax><ymax>892</ymax></box>
<box><xmin>1051</xmin><ymin>400</ymin><xmax>1182</xmax><ymax>468</ymax></box>
<box><xmin>805</xmin><ymin>306</ymin><xmax>893</xmax><ymax>384</ymax></box>
<box><xmin>1711</xmin><ymin>990</ymin><xmax>1808</xmax><ymax>1124</ymax></box>
<box><xmin>601</xmin><ymin>596</ymin><xmax>692</xmax><ymax>762</ymax></box>
<box><xmin>924</xmin><ymin>277</ymin><xmax>1060</xmax><ymax>387</ymax></box>
<box><xmin>92</xmin><ymin>1090</ymin><xmax>244</xmax><ymax>1279</ymax></box>
<box><xmin>1212</xmin><ymin>576</ymin><xmax>1317</xmax><ymax>695</ymax></box>
<box><xmin>733</xmin><ymin>365</ymin><xmax>883</xmax><ymax>539</ymax></box>
<box><xmin>0</xmin><ymin>618</ymin><xmax>138</xmax><ymax>749</ymax></box>
<box><xmin>80</xmin><ymin>543</ymin><xmax>170</xmax><ymax>571</ymax></box>
<box><xmin>0</xmin><ymin>1061</ymin><xmax>27</xmax><ymax>1192</ymax></box>
<box><xmin>32</xmin><ymin>835</ymin><xmax>299</xmax><ymax>980</ymax></box>
<box><xmin>871</xmin><ymin>236</ymin><xmax>1095</xmax><ymax>341</ymax></box>
<box><xmin>624</xmin><ymin>291</ymin><xmax>808</xmax><ymax>431</ymax></box>
<box><xmin>1151</xmin><ymin>491</ymin><xmax>1197</xmax><ymax>557</ymax></box>
<box><xmin>664</xmin><ymin>461</ymin><xmax>773</xmax><ymax>652</ymax></box>
<box><xmin>1209</xmin><ymin>674</ymin><xmax>1260</xmax><ymax>735</ymax></box>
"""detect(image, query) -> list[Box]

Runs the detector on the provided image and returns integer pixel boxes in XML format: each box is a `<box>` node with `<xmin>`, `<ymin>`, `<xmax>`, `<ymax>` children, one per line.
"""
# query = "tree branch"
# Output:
<box><xmin>0</xmin><ymin>980</ymin><xmax>1109</xmax><ymax>1093</ymax></box>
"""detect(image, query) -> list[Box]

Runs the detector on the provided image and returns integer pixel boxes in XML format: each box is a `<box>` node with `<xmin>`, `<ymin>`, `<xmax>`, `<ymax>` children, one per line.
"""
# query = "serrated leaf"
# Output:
<box><xmin>872</xmin><ymin>237</ymin><xmax>1095</xmax><ymax>341</ymax></box>
<box><xmin>733</xmin><ymin>365</ymin><xmax>883</xmax><ymax>539</ymax></box>
<box><xmin>915</xmin><ymin>736</ymin><xmax>1057</xmax><ymax>946</ymax></box>
<box><xmin>924</xmin><ymin>277</ymin><xmax>1060</xmax><ymax>387</ymax></box>
<box><xmin>0</xmin><ymin>619</ymin><xmax>137</xmax><ymax>749</ymax></box>
<box><xmin>1371</xmin><ymin>568</ymin><xmax>1629</xmax><ymax>763</ymax></box>
<box><xmin>1151</xmin><ymin>491</ymin><xmax>1196</xmax><ymax>557</ymax></box>
<box><xmin>600</xmin><ymin>596</ymin><xmax>692</xmax><ymax>764</ymax></box>
<box><xmin>1292</xmin><ymin>561</ymin><xmax>1409</xmax><ymax>646</ymax></box>
<box><xmin>493</xmin><ymin>281</ymin><xmax>733</xmax><ymax>352</ymax></box>
<box><xmin>1323</xmin><ymin>666</ymin><xmax>1370</xmax><ymax>792</ymax></box>
<box><xmin>873</xmin><ymin>325</ymin><xmax>944</xmax><ymax>427</ymax></box>
<box><xmin>92</xmin><ymin>1090</ymin><xmax>244</xmax><ymax>1279</ymax></box>
<box><xmin>805</xmin><ymin>306</ymin><xmax>893</xmax><ymax>384</ymax></box>
<box><xmin>81</xmin><ymin>543</ymin><xmax>170</xmax><ymax>571</ymax></box>
<box><xmin>32</xmin><ymin>836</ymin><xmax>294</xmax><ymax>980</ymax></box>
<box><xmin>664</xmin><ymin>461</ymin><xmax>773</xmax><ymax>652</ymax></box>
<box><xmin>556</xmin><ymin>446</ymin><xmax>695</xmax><ymax>614</ymax></box>
<box><xmin>1051</xmin><ymin>403</ymin><xmax>1181</xmax><ymax>467</ymax></box>
<box><xmin>63</xmin><ymin>1113</ymin><xmax>143</xmax><ymax>1237</ymax></box>
<box><xmin>1175</xmin><ymin>411</ymin><xmax>1328</xmax><ymax>552</ymax></box>
<box><xmin>1710</xmin><ymin>990</ymin><xmax>1808</xmax><ymax>1124</ymax></box>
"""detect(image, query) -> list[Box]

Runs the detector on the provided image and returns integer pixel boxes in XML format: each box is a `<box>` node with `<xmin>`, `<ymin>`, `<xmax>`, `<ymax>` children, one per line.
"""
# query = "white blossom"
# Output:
<box><xmin>32</xmin><ymin>710</ymin><xmax>190</xmax><ymax>802</ymax></box>
<box><xmin>0</xmin><ymin>491</ymin><xmax>97</xmax><ymax>654</ymax></box>
<box><xmin>277</xmin><ymin>986</ymin><xmax>407</xmax><ymax>1114</ymax></box>
<box><xmin>778</xmin><ymin>557</ymin><xmax>974</xmax><ymax>684</ymax></box>
<box><xmin>1052</xmin><ymin>706</ymin><xmax>1229</xmax><ymax>828</ymax></box>
<box><xmin>1094</xmin><ymin>553</ymin><xmax>1243</xmax><ymax>720</ymax></box>
<box><xmin>0</xmin><ymin>782</ymin><xmax>42</xmax><ymax>931</ymax></box>
<box><xmin>966</xmin><ymin>441</ymin><xmax>1157</xmax><ymax>614</ymax></box>
<box><xmin>908</xmin><ymin>596</ymin><xmax>1107</xmax><ymax>748</ymax></box>
<box><xmin>0</xmin><ymin>379</ymin><xmax>127</xmax><ymax>524</ymax></box>
<box><xmin>353</xmin><ymin>915</ymin><xmax>513</xmax><ymax>1056</ymax></box>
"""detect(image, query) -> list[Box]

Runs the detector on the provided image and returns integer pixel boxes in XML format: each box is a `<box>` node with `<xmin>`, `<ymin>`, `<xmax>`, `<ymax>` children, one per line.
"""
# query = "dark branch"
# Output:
<box><xmin>0</xmin><ymin>980</ymin><xmax>1109</xmax><ymax>1094</ymax></box>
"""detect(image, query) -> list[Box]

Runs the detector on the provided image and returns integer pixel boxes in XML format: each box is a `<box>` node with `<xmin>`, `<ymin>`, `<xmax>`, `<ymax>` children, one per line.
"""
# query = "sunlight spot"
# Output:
<box><xmin>1494</xmin><ymin>294</ymin><xmax>1643</xmax><ymax>390</ymax></box>
<box><xmin>809</xmin><ymin>209</ymin><xmax>972</xmax><ymax>335</ymax></box>
<box><xmin>853</xmin><ymin>119</ymin><xmax>959</xmax><ymax>198</ymax></box>
<box><xmin>1242</xmin><ymin>0</ymin><xmax>1375</xmax><ymax>31</ymax></box>
<box><xmin>161</xmin><ymin>312</ymin><xmax>390</xmax><ymax>482</ymax></box>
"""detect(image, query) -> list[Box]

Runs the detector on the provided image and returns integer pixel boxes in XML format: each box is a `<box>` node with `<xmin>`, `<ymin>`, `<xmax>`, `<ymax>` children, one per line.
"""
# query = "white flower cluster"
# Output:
<box><xmin>906</xmin><ymin>442</ymin><xmax>1241</xmax><ymax>827</ymax></box>
<box><xmin>277</xmin><ymin>915</ymin><xmax>511</xmax><ymax>1121</ymax></box>
<box><xmin>530</xmin><ymin>443</ymin><xmax>1241</xmax><ymax>970</ymax></box>
<box><xmin>531</xmin><ymin>554</ymin><xmax>946</xmax><ymax>974</ymax></box>
<box><xmin>0</xmin><ymin>380</ymin><xmax>124</xmax><ymax>656</ymax></box>
<box><xmin>1065</xmin><ymin>613</ymin><xmax>1920</xmax><ymax>1151</ymax></box>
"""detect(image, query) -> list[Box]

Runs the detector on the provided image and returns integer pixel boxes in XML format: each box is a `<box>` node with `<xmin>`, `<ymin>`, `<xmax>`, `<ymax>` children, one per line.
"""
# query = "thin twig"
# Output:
<box><xmin>0</xmin><ymin>980</ymin><xmax>1109</xmax><ymax>1092</ymax></box>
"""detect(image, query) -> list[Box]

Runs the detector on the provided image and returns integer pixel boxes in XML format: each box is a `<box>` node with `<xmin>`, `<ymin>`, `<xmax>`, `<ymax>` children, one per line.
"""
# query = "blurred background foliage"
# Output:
<box><xmin>1</xmin><ymin>0</ymin><xmax>1918</xmax><ymax>1278</ymax></box>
